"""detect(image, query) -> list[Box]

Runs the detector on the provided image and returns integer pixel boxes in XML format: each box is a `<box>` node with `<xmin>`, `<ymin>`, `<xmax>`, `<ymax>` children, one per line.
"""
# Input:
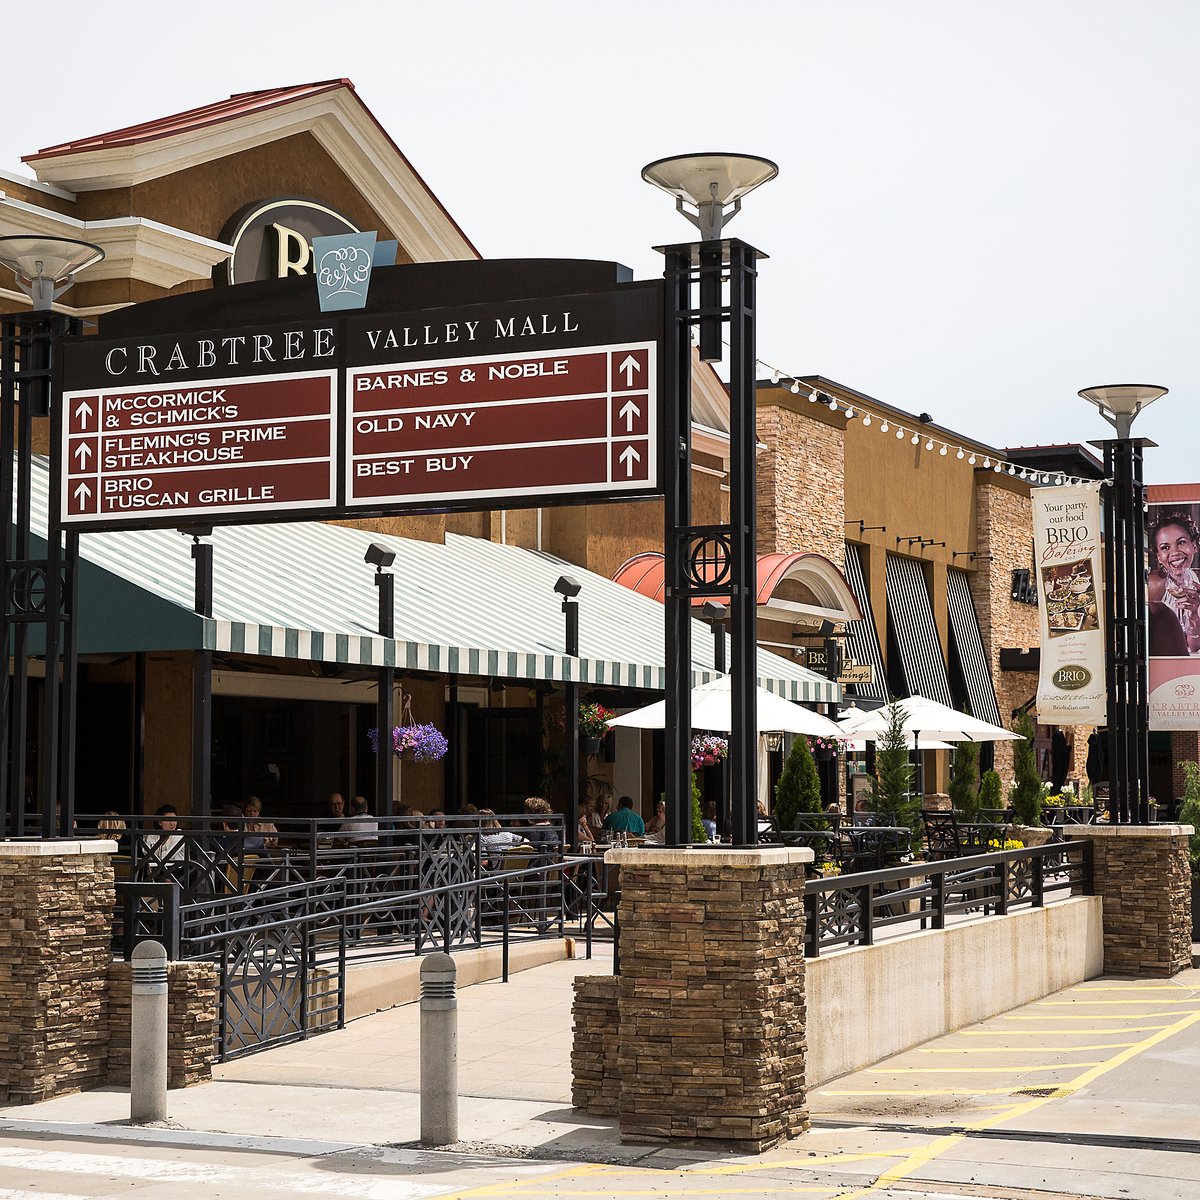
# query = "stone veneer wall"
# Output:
<box><xmin>0</xmin><ymin>842</ymin><xmax>116</xmax><ymax>1103</ymax></box>
<box><xmin>756</xmin><ymin>395</ymin><xmax>846</xmax><ymax>566</ymax></box>
<box><xmin>573</xmin><ymin>847</ymin><xmax>811</xmax><ymax>1152</ymax></box>
<box><xmin>1070</xmin><ymin>826</ymin><xmax>1192</xmax><ymax>977</ymax></box>
<box><xmin>107</xmin><ymin>961</ymin><xmax>219</xmax><ymax>1088</ymax></box>
<box><xmin>571</xmin><ymin>975</ymin><xmax>621</xmax><ymax>1116</ymax></box>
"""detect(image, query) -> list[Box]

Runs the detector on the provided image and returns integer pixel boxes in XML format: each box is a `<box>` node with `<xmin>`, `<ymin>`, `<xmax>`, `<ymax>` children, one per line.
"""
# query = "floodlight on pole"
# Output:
<box><xmin>0</xmin><ymin>236</ymin><xmax>105</xmax><ymax>311</ymax></box>
<box><xmin>1079</xmin><ymin>383</ymin><xmax>1168</xmax><ymax>440</ymax></box>
<box><xmin>641</xmin><ymin>153</ymin><xmax>778</xmax><ymax>241</ymax></box>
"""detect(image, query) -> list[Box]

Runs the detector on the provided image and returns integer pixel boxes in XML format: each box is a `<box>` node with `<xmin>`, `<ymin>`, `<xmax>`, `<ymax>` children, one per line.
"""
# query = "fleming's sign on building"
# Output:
<box><xmin>218</xmin><ymin>198</ymin><xmax>361</xmax><ymax>285</ymax></box>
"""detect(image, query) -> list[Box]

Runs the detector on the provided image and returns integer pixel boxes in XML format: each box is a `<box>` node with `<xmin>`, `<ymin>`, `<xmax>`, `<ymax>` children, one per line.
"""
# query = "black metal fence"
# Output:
<box><xmin>803</xmin><ymin>840</ymin><xmax>1093</xmax><ymax>957</ymax></box>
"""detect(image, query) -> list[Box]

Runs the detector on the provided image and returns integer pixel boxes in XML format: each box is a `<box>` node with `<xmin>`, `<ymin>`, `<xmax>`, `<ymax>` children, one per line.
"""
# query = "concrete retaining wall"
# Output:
<box><xmin>805</xmin><ymin>896</ymin><xmax>1103</xmax><ymax>1086</ymax></box>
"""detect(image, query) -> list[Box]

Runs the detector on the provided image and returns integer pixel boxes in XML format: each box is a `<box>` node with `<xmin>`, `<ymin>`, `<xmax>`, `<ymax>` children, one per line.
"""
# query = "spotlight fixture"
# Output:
<box><xmin>364</xmin><ymin>543</ymin><xmax>396</xmax><ymax>569</ymax></box>
<box><xmin>553</xmin><ymin>575</ymin><xmax>582</xmax><ymax>599</ymax></box>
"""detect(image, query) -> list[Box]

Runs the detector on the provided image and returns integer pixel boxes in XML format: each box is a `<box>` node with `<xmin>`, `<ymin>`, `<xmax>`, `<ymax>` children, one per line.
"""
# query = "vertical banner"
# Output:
<box><xmin>1146</xmin><ymin>488</ymin><xmax>1200</xmax><ymax>728</ymax></box>
<box><xmin>1033</xmin><ymin>483</ymin><xmax>1106</xmax><ymax>725</ymax></box>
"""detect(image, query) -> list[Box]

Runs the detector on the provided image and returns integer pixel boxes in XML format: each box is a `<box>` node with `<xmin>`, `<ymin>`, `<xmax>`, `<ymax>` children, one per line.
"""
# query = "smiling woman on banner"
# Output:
<box><xmin>1149</xmin><ymin>510</ymin><xmax>1200</xmax><ymax>656</ymax></box>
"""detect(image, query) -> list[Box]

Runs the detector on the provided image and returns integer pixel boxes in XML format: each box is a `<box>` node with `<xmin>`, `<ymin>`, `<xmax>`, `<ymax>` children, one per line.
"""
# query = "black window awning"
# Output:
<box><xmin>843</xmin><ymin>543</ymin><xmax>887</xmax><ymax>704</ymax></box>
<box><xmin>885</xmin><ymin>553</ymin><xmax>953</xmax><ymax>707</ymax></box>
<box><xmin>946</xmin><ymin>568</ymin><xmax>1003</xmax><ymax>726</ymax></box>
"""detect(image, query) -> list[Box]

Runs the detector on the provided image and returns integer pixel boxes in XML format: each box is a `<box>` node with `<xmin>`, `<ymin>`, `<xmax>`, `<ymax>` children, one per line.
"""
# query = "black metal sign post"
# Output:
<box><xmin>191</xmin><ymin>536</ymin><xmax>214</xmax><ymax>817</ymax></box>
<box><xmin>1100</xmin><ymin>437</ymin><xmax>1152</xmax><ymax>824</ymax></box>
<box><xmin>0</xmin><ymin>311</ymin><xmax>82</xmax><ymax>838</ymax></box>
<box><xmin>661</xmin><ymin>240</ymin><xmax>760</xmax><ymax>847</ymax></box>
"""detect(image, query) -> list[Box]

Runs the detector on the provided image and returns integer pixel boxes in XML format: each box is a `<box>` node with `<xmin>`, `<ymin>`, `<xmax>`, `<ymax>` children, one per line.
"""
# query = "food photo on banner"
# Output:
<box><xmin>1032</xmin><ymin>482</ymin><xmax>1107</xmax><ymax>725</ymax></box>
<box><xmin>1146</xmin><ymin>488</ymin><xmax>1200</xmax><ymax>728</ymax></box>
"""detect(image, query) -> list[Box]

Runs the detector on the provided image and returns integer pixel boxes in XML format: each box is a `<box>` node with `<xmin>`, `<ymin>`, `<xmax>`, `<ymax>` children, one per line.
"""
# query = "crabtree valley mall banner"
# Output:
<box><xmin>1033</xmin><ymin>483</ymin><xmax>1106</xmax><ymax>725</ymax></box>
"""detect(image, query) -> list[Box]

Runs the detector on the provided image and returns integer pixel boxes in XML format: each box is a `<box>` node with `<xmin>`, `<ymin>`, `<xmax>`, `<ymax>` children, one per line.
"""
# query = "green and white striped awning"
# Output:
<box><xmin>27</xmin><ymin>456</ymin><xmax>838</xmax><ymax>703</ymax></box>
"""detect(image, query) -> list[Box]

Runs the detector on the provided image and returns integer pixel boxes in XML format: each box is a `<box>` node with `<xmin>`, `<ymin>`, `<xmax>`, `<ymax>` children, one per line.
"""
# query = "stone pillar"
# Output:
<box><xmin>607</xmin><ymin>847</ymin><xmax>811</xmax><ymax>1152</ymax></box>
<box><xmin>0</xmin><ymin>840</ymin><xmax>116</xmax><ymax>1103</ymax></box>
<box><xmin>1070</xmin><ymin>825</ymin><xmax>1192</xmax><ymax>977</ymax></box>
<box><xmin>571</xmin><ymin>974</ymin><xmax>621</xmax><ymax>1115</ymax></box>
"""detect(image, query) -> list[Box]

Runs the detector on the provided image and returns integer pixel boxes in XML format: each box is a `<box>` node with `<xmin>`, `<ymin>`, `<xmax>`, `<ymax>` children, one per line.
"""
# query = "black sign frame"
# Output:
<box><xmin>58</xmin><ymin>271</ymin><xmax>665</xmax><ymax>533</ymax></box>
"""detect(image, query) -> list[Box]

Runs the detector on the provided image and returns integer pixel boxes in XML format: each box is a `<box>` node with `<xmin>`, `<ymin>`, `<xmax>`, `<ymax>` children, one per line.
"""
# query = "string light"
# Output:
<box><xmin>752</xmin><ymin>353</ymin><xmax>1096</xmax><ymax>486</ymax></box>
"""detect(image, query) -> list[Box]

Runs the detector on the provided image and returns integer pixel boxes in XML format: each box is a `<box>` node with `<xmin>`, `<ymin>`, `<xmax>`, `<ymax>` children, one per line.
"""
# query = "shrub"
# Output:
<box><xmin>1009</xmin><ymin>711</ymin><xmax>1043</xmax><ymax>826</ymax></box>
<box><xmin>1178</xmin><ymin>761</ymin><xmax>1200</xmax><ymax>874</ymax></box>
<box><xmin>690</xmin><ymin>771</ymin><xmax>706</xmax><ymax>843</ymax></box>
<box><xmin>979</xmin><ymin>769</ymin><xmax>1003</xmax><ymax>810</ymax></box>
<box><xmin>949</xmin><ymin>738</ymin><xmax>981</xmax><ymax>819</ymax></box>
<box><xmin>872</xmin><ymin>699</ymin><xmax>919</xmax><ymax>832</ymax></box>
<box><xmin>775</xmin><ymin>734</ymin><xmax>823</xmax><ymax>832</ymax></box>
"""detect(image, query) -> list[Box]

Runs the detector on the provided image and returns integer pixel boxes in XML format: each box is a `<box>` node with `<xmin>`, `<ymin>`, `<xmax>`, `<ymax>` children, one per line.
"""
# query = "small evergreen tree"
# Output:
<box><xmin>690</xmin><ymin>771</ymin><xmax>706</xmax><ymax>843</ymax></box>
<box><xmin>1177</xmin><ymin>761</ymin><xmax>1200</xmax><ymax>875</ymax></box>
<box><xmin>775</xmin><ymin>735</ymin><xmax>823</xmax><ymax>832</ymax></box>
<box><xmin>1009</xmin><ymin>711</ymin><xmax>1043</xmax><ymax>826</ymax></box>
<box><xmin>949</xmin><ymin>738</ymin><xmax>981</xmax><ymax>819</ymax></box>
<box><xmin>979</xmin><ymin>769</ymin><xmax>1003</xmax><ymax>811</ymax></box>
<box><xmin>873</xmin><ymin>699</ymin><xmax>918</xmax><ymax>831</ymax></box>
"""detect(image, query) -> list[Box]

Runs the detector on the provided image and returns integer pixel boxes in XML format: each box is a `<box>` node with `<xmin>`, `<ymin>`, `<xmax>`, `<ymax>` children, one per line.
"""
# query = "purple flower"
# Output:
<box><xmin>368</xmin><ymin>724</ymin><xmax>449</xmax><ymax>762</ymax></box>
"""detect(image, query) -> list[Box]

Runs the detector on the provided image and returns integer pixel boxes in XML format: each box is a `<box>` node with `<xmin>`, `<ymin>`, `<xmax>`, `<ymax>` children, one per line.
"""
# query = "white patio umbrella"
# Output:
<box><xmin>844</xmin><ymin>734</ymin><xmax>956</xmax><ymax>752</ymax></box>
<box><xmin>607</xmin><ymin>674</ymin><xmax>845</xmax><ymax>737</ymax></box>
<box><xmin>838</xmin><ymin>695</ymin><xmax>1023</xmax><ymax>743</ymax></box>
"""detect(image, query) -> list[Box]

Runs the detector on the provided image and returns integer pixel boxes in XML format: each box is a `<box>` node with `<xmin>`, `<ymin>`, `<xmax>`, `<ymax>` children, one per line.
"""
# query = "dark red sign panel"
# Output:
<box><xmin>61</xmin><ymin>371</ymin><xmax>337</xmax><ymax>525</ymax></box>
<box><xmin>345</xmin><ymin>344</ymin><xmax>656</xmax><ymax>507</ymax></box>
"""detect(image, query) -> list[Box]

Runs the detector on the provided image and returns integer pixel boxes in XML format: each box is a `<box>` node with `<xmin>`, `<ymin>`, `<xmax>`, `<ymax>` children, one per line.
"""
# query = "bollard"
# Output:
<box><xmin>419</xmin><ymin>951</ymin><xmax>458</xmax><ymax>1146</ymax></box>
<box><xmin>130</xmin><ymin>940</ymin><xmax>169</xmax><ymax>1123</ymax></box>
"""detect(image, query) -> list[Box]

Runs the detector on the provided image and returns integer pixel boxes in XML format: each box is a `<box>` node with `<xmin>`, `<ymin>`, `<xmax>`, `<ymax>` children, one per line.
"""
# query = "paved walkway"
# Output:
<box><xmin>4</xmin><ymin>946</ymin><xmax>1200</xmax><ymax>1198</ymax></box>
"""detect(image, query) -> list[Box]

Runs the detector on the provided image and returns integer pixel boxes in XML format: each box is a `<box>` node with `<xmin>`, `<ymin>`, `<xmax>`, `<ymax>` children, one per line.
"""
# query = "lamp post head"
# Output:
<box><xmin>553</xmin><ymin>575</ymin><xmax>582</xmax><ymax>599</ymax></box>
<box><xmin>641</xmin><ymin>153</ymin><xmax>778</xmax><ymax>241</ymax></box>
<box><xmin>1079</xmin><ymin>383</ymin><xmax>1168</xmax><ymax>440</ymax></box>
<box><xmin>364</xmin><ymin>542</ymin><xmax>396</xmax><ymax>570</ymax></box>
<box><xmin>0</xmin><ymin>236</ymin><xmax>105</xmax><ymax>311</ymax></box>
<box><xmin>700</xmin><ymin>600</ymin><xmax>727</xmax><ymax>622</ymax></box>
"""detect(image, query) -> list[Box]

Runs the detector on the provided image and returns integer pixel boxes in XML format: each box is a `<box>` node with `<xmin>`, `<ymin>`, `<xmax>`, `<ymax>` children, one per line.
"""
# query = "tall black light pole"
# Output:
<box><xmin>642</xmin><ymin>154</ymin><xmax>777</xmax><ymax>847</ymax></box>
<box><xmin>366</xmin><ymin>542</ymin><xmax>397</xmax><ymax>818</ymax></box>
<box><xmin>1080</xmin><ymin>384</ymin><xmax>1167</xmax><ymax>825</ymax></box>
<box><xmin>555</xmin><ymin>575</ymin><xmax>582</xmax><ymax>842</ymax></box>
<box><xmin>0</xmin><ymin>236</ymin><xmax>103</xmax><ymax>838</ymax></box>
<box><xmin>187</xmin><ymin>527</ymin><xmax>214</xmax><ymax>817</ymax></box>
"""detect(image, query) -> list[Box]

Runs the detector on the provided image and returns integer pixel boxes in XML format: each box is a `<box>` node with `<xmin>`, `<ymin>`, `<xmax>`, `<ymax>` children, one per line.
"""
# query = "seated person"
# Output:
<box><xmin>478</xmin><ymin>808</ymin><xmax>526</xmax><ymax>868</ymax></box>
<box><xmin>576</xmin><ymin>796</ymin><xmax>598</xmax><ymax>847</ymax></box>
<box><xmin>700</xmin><ymin>800</ymin><xmax>718</xmax><ymax>843</ymax></box>
<box><xmin>756</xmin><ymin>799</ymin><xmax>777</xmax><ymax>840</ymax></box>
<box><xmin>523</xmin><ymin>796</ymin><xmax>560</xmax><ymax>847</ymax></box>
<box><xmin>603</xmin><ymin>795</ymin><xmax>646</xmax><ymax>837</ymax></box>
<box><xmin>643</xmin><ymin>799</ymin><xmax>667</xmax><ymax>838</ymax></box>
<box><xmin>142</xmin><ymin>804</ymin><xmax>184</xmax><ymax>865</ymax></box>
<box><xmin>340</xmin><ymin>795</ymin><xmax>379</xmax><ymax>843</ymax></box>
<box><xmin>97</xmin><ymin>811</ymin><xmax>128</xmax><ymax>851</ymax></box>
<box><xmin>242</xmin><ymin>795</ymin><xmax>278</xmax><ymax>851</ymax></box>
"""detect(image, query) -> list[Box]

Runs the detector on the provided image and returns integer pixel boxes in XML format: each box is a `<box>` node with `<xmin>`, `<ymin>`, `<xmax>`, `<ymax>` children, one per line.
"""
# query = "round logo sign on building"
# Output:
<box><xmin>218</xmin><ymin>197</ymin><xmax>360</xmax><ymax>286</ymax></box>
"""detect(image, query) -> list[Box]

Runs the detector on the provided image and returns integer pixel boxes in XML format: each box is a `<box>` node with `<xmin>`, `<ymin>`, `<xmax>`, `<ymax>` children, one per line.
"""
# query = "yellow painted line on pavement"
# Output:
<box><xmin>821</xmin><ymin>1002</ymin><xmax>1200</xmax><ymax>1199</ymax></box>
<box><xmin>865</xmin><ymin>1062</ymin><xmax>1101</xmax><ymax>1073</ymax></box>
<box><xmin>957</xmin><ymin>1024</ymin><xmax>1174</xmax><ymax>1034</ymax></box>
<box><xmin>1072</xmin><ymin>985</ymin><xmax>1194</xmax><ymax>991</ymax></box>
<box><xmin>1038</xmin><ymin>998</ymin><xmax>1200</xmax><ymax>1006</ymax></box>
<box><xmin>823</xmin><ymin>1087</ymin><xmax>1019</xmax><ymax>1096</ymax></box>
<box><xmin>997</xmin><ymin>1013</ymin><xmax>1177</xmax><ymax>1021</ymax></box>
<box><xmin>919</xmin><ymin>1043</ymin><xmax>1135</xmax><ymax>1053</ymax></box>
<box><xmin>430</xmin><ymin>1162</ymin><xmax>611</xmax><ymax>1200</ymax></box>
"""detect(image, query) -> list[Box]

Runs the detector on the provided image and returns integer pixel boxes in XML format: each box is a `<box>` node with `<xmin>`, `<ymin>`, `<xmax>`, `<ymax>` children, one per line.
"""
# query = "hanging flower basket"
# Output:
<box><xmin>579</xmin><ymin>702</ymin><xmax>615</xmax><ymax>741</ymax></box>
<box><xmin>580</xmin><ymin>735</ymin><xmax>602</xmax><ymax>757</ymax></box>
<box><xmin>368</xmin><ymin>723</ymin><xmax>448</xmax><ymax>763</ymax></box>
<box><xmin>807</xmin><ymin>734</ymin><xmax>847</xmax><ymax>761</ymax></box>
<box><xmin>690</xmin><ymin>734</ymin><xmax>728</xmax><ymax>769</ymax></box>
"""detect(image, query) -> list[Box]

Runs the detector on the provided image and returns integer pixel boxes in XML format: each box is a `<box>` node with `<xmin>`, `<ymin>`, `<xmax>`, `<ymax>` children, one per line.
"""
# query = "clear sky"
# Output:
<box><xmin>2</xmin><ymin>1</ymin><xmax>1195</xmax><ymax>481</ymax></box>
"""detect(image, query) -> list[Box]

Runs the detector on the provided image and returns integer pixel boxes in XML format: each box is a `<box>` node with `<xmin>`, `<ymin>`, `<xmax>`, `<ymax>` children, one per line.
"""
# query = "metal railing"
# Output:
<box><xmin>803</xmin><ymin>839</ymin><xmax>1093</xmax><ymax>957</ymax></box>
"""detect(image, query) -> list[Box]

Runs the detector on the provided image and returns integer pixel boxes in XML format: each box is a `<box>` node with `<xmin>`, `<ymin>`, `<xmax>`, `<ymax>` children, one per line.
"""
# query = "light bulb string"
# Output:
<box><xmin>753</xmin><ymin>353</ymin><xmax>1100</xmax><ymax>489</ymax></box>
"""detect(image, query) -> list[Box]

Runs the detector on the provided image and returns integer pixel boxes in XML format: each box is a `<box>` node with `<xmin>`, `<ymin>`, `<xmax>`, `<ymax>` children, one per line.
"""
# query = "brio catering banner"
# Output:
<box><xmin>1147</xmin><ymin>487</ymin><xmax>1200</xmax><ymax>729</ymax></box>
<box><xmin>1033</xmin><ymin>483</ymin><xmax>1106</xmax><ymax>725</ymax></box>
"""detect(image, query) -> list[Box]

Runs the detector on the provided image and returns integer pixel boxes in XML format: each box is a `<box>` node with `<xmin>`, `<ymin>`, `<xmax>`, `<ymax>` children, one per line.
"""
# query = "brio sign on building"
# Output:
<box><xmin>59</xmin><ymin>276</ymin><xmax>662</xmax><ymax>530</ymax></box>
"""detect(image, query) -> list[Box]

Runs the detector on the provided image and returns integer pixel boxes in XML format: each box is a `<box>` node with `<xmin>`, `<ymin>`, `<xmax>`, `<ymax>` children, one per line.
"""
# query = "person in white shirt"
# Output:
<box><xmin>341</xmin><ymin>795</ymin><xmax>379</xmax><ymax>843</ymax></box>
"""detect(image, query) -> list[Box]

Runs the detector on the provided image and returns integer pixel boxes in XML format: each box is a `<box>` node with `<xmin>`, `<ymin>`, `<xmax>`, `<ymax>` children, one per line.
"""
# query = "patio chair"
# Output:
<box><xmin>920</xmin><ymin>810</ymin><xmax>964</xmax><ymax>860</ymax></box>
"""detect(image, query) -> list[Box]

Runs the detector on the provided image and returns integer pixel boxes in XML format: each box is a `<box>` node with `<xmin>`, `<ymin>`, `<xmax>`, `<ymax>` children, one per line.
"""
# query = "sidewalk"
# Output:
<box><xmin>0</xmin><ymin>947</ymin><xmax>639</xmax><ymax>1160</ymax></box>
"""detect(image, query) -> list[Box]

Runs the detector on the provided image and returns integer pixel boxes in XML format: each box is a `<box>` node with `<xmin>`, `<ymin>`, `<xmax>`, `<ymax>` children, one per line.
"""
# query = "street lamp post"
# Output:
<box><xmin>1080</xmin><ymin>383</ymin><xmax>1167</xmax><ymax>825</ymax></box>
<box><xmin>554</xmin><ymin>575</ymin><xmax>582</xmax><ymax>843</ymax></box>
<box><xmin>642</xmin><ymin>153</ymin><xmax>776</xmax><ymax>847</ymax></box>
<box><xmin>0</xmin><ymin>236</ymin><xmax>103</xmax><ymax>838</ymax></box>
<box><xmin>365</xmin><ymin>542</ymin><xmax>397</xmax><ymax>818</ymax></box>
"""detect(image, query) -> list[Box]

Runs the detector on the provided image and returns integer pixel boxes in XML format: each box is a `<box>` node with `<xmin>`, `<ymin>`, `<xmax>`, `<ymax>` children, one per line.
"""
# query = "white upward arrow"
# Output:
<box><xmin>619</xmin><ymin>398</ymin><xmax>641</xmax><ymax>432</ymax></box>
<box><xmin>74</xmin><ymin>442</ymin><xmax>92</xmax><ymax>467</ymax></box>
<box><xmin>619</xmin><ymin>444</ymin><xmax>641</xmax><ymax>477</ymax></box>
<box><xmin>73</xmin><ymin>481</ymin><xmax>91</xmax><ymax>507</ymax></box>
<box><xmin>618</xmin><ymin>355</ymin><xmax>640</xmax><ymax>387</ymax></box>
<box><xmin>75</xmin><ymin>399</ymin><xmax>93</xmax><ymax>429</ymax></box>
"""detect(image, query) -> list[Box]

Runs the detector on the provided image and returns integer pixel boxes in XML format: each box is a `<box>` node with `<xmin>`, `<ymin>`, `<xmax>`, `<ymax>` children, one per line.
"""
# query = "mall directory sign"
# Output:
<box><xmin>58</xmin><ymin>282</ymin><xmax>662</xmax><ymax>530</ymax></box>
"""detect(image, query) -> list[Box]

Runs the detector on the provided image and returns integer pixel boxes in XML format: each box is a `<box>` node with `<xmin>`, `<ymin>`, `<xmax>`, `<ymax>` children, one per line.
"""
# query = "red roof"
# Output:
<box><xmin>26</xmin><ymin>80</ymin><xmax>356</xmax><ymax>161</ymax></box>
<box><xmin>612</xmin><ymin>551</ymin><xmax>841</xmax><ymax>608</ymax></box>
